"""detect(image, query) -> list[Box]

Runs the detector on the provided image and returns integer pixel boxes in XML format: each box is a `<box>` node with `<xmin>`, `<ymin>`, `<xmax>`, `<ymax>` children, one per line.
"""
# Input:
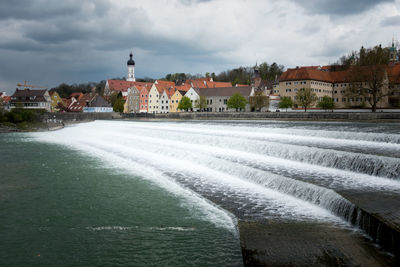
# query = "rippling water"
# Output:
<box><xmin>2</xmin><ymin>120</ymin><xmax>400</xmax><ymax>265</ymax></box>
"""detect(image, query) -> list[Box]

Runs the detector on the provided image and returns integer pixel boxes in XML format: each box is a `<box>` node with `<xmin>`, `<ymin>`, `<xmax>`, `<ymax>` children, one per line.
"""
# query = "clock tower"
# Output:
<box><xmin>127</xmin><ymin>52</ymin><xmax>135</xmax><ymax>81</ymax></box>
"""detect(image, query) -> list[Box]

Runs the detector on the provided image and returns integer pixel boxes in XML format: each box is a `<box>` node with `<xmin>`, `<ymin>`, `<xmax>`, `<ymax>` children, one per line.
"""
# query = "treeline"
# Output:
<box><xmin>164</xmin><ymin>62</ymin><xmax>285</xmax><ymax>85</ymax></box>
<box><xmin>330</xmin><ymin>44</ymin><xmax>391</xmax><ymax>71</ymax></box>
<box><xmin>50</xmin><ymin>81</ymin><xmax>106</xmax><ymax>98</ymax></box>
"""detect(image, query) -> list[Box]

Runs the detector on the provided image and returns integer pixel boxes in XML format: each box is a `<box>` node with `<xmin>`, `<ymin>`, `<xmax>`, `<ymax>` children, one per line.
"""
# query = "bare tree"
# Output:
<box><xmin>249</xmin><ymin>91</ymin><xmax>269</xmax><ymax>112</ymax></box>
<box><xmin>296</xmin><ymin>88</ymin><xmax>317</xmax><ymax>112</ymax></box>
<box><xmin>347</xmin><ymin>65</ymin><xmax>391</xmax><ymax>112</ymax></box>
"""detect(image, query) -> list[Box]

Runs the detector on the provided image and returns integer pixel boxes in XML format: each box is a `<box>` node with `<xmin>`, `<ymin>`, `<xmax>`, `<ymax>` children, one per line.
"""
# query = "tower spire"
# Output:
<box><xmin>127</xmin><ymin>51</ymin><xmax>136</xmax><ymax>82</ymax></box>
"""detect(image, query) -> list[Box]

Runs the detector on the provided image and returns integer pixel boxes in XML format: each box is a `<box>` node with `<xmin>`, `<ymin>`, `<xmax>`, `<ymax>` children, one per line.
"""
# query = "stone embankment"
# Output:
<box><xmin>154</xmin><ymin>111</ymin><xmax>400</xmax><ymax>121</ymax></box>
<box><xmin>36</xmin><ymin>111</ymin><xmax>400</xmax><ymax>124</ymax></box>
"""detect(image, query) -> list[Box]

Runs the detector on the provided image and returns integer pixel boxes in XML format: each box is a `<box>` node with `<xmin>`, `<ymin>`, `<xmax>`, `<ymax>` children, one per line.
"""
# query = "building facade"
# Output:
<box><xmin>49</xmin><ymin>91</ymin><xmax>64</xmax><ymax>112</ymax></box>
<box><xmin>10</xmin><ymin>89</ymin><xmax>52</xmax><ymax>112</ymax></box>
<box><xmin>277</xmin><ymin>65</ymin><xmax>399</xmax><ymax>109</ymax></box>
<box><xmin>124</xmin><ymin>86</ymin><xmax>140</xmax><ymax>113</ymax></box>
<box><xmin>195</xmin><ymin>86</ymin><xmax>253</xmax><ymax>112</ymax></box>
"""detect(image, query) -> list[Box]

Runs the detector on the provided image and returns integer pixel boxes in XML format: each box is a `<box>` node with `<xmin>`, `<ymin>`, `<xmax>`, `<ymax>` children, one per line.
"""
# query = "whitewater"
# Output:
<box><xmin>30</xmin><ymin>120</ymin><xmax>400</xmax><ymax>232</ymax></box>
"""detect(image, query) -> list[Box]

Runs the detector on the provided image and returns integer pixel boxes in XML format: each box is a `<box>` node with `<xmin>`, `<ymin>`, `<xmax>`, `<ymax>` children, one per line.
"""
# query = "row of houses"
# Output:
<box><xmin>105</xmin><ymin>77</ymin><xmax>261</xmax><ymax>113</ymax></box>
<box><xmin>1</xmin><ymin>89</ymin><xmax>112</xmax><ymax>113</ymax></box>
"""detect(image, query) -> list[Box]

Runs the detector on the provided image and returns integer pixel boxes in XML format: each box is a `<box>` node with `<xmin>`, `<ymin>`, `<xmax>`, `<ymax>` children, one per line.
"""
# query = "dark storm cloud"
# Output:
<box><xmin>0</xmin><ymin>0</ymin><xmax>109</xmax><ymax>21</ymax></box>
<box><xmin>290</xmin><ymin>0</ymin><xmax>394</xmax><ymax>16</ymax></box>
<box><xmin>381</xmin><ymin>15</ymin><xmax>400</xmax><ymax>26</ymax></box>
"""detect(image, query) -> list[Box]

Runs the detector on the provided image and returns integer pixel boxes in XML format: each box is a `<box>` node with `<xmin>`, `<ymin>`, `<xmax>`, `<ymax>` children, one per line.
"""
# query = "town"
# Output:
<box><xmin>1</xmin><ymin>41</ymin><xmax>400</xmax><ymax>116</ymax></box>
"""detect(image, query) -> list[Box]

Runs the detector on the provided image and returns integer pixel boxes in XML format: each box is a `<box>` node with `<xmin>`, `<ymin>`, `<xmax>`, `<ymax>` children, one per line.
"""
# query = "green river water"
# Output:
<box><xmin>0</xmin><ymin>133</ymin><xmax>242</xmax><ymax>266</ymax></box>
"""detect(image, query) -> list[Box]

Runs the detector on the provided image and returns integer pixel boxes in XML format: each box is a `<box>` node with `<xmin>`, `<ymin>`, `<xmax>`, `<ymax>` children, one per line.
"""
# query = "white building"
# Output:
<box><xmin>185</xmin><ymin>87</ymin><xmax>200</xmax><ymax>111</ymax></box>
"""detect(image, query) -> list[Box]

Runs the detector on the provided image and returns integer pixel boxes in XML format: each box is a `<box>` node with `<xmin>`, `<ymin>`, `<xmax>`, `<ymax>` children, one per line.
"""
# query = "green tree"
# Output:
<box><xmin>249</xmin><ymin>91</ymin><xmax>269</xmax><ymax>111</ymax></box>
<box><xmin>279</xmin><ymin>96</ymin><xmax>293</xmax><ymax>112</ymax></box>
<box><xmin>317</xmin><ymin>96</ymin><xmax>335</xmax><ymax>111</ymax></box>
<box><xmin>113</xmin><ymin>97</ymin><xmax>125</xmax><ymax>112</ymax></box>
<box><xmin>296</xmin><ymin>88</ymin><xmax>317</xmax><ymax>112</ymax></box>
<box><xmin>178</xmin><ymin>96</ymin><xmax>192</xmax><ymax>111</ymax></box>
<box><xmin>195</xmin><ymin>96</ymin><xmax>207</xmax><ymax>111</ymax></box>
<box><xmin>227</xmin><ymin>93</ymin><xmax>247</xmax><ymax>111</ymax></box>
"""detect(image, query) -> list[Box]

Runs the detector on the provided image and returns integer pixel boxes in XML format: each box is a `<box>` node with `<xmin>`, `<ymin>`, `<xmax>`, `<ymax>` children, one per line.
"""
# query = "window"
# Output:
<box><xmin>166</xmin><ymin>100</ymin><xmax>168</xmax><ymax>103</ymax></box>
<box><xmin>224</xmin><ymin>99</ymin><xmax>227</xmax><ymax>104</ymax></box>
<box><xmin>210</xmin><ymin>99</ymin><xmax>212</xmax><ymax>104</ymax></box>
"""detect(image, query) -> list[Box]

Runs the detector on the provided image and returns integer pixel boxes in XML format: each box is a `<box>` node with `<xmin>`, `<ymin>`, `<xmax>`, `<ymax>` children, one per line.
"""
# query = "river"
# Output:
<box><xmin>1</xmin><ymin>120</ymin><xmax>400</xmax><ymax>266</ymax></box>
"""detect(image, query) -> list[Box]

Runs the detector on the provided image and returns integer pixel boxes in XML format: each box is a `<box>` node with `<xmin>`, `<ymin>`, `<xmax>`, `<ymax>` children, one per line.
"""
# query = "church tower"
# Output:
<box><xmin>389</xmin><ymin>38</ymin><xmax>398</xmax><ymax>62</ymax></box>
<box><xmin>253</xmin><ymin>63</ymin><xmax>262</xmax><ymax>89</ymax></box>
<box><xmin>127</xmin><ymin>52</ymin><xmax>136</xmax><ymax>81</ymax></box>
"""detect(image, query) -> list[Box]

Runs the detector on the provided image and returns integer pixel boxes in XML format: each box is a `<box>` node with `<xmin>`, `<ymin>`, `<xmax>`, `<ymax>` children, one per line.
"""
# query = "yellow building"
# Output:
<box><xmin>170</xmin><ymin>84</ymin><xmax>191</xmax><ymax>112</ymax></box>
<box><xmin>49</xmin><ymin>91</ymin><xmax>64</xmax><ymax>112</ymax></box>
<box><xmin>171</xmin><ymin>89</ymin><xmax>190</xmax><ymax>112</ymax></box>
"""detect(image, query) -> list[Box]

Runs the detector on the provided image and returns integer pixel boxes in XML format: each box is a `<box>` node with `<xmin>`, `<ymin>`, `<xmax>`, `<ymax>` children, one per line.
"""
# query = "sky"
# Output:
<box><xmin>1</xmin><ymin>0</ymin><xmax>400</xmax><ymax>94</ymax></box>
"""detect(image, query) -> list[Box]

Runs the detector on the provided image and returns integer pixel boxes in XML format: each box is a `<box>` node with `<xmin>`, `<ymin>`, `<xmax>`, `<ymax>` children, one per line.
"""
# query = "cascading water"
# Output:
<box><xmin>30</xmin><ymin>120</ymin><xmax>400</xmax><ymax>253</ymax></box>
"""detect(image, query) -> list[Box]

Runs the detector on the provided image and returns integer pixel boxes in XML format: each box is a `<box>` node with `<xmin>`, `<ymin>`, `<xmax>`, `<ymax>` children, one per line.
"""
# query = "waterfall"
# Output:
<box><xmin>31</xmin><ymin>120</ymin><xmax>400</xmax><ymax>255</ymax></box>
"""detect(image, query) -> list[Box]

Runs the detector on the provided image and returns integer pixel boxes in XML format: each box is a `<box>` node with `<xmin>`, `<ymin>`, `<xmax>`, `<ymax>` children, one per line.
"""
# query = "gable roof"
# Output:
<box><xmin>11</xmin><ymin>89</ymin><xmax>48</xmax><ymax>102</ymax></box>
<box><xmin>154</xmin><ymin>80</ymin><xmax>175</xmax><ymax>97</ymax></box>
<box><xmin>178</xmin><ymin>90</ymin><xmax>187</xmax><ymax>96</ymax></box>
<box><xmin>89</xmin><ymin>95</ymin><xmax>111</xmax><ymax>107</ymax></box>
<box><xmin>69</xmin><ymin>92</ymin><xmax>84</xmax><ymax>101</ymax></box>
<box><xmin>279</xmin><ymin>67</ymin><xmax>333</xmax><ymax>83</ymax></box>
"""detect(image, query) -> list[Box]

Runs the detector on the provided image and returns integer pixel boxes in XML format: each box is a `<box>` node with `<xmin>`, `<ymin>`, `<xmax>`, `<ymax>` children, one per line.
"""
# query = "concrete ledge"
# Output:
<box><xmin>41</xmin><ymin>112</ymin><xmax>123</xmax><ymax>122</ymax></box>
<box><xmin>153</xmin><ymin>112</ymin><xmax>400</xmax><ymax>121</ymax></box>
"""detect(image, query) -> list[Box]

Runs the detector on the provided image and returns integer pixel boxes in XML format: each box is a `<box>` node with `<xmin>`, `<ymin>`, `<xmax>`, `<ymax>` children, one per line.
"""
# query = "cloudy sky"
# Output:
<box><xmin>1</xmin><ymin>0</ymin><xmax>400</xmax><ymax>94</ymax></box>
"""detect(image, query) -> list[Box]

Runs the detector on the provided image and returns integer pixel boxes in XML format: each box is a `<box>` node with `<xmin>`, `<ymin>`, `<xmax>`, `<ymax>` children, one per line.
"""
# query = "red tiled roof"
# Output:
<box><xmin>280</xmin><ymin>67</ymin><xmax>333</xmax><ymax>83</ymax></box>
<box><xmin>174</xmin><ymin>83</ymin><xmax>191</xmax><ymax>91</ymax></box>
<box><xmin>2</xmin><ymin>96</ymin><xmax>11</xmax><ymax>103</ymax></box>
<box><xmin>188</xmin><ymin>79</ymin><xmax>208</xmax><ymax>88</ymax></box>
<box><xmin>68</xmin><ymin>94</ymin><xmax>96</xmax><ymax>112</ymax></box>
<box><xmin>70</xmin><ymin>92</ymin><xmax>84</xmax><ymax>101</ymax></box>
<box><xmin>154</xmin><ymin>80</ymin><xmax>175</xmax><ymax>97</ymax></box>
<box><xmin>207</xmin><ymin>81</ymin><xmax>232</xmax><ymax>88</ymax></box>
<box><xmin>107</xmin><ymin>80</ymin><xmax>153</xmax><ymax>92</ymax></box>
<box><xmin>280</xmin><ymin>64</ymin><xmax>400</xmax><ymax>84</ymax></box>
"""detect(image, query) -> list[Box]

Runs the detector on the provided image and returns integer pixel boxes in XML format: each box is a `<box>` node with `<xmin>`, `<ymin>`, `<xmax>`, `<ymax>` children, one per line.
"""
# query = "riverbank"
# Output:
<box><xmin>3</xmin><ymin>111</ymin><xmax>400</xmax><ymax>129</ymax></box>
<box><xmin>152</xmin><ymin>111</ymin><xmax>400</xmax><ymax>122</ymax></box>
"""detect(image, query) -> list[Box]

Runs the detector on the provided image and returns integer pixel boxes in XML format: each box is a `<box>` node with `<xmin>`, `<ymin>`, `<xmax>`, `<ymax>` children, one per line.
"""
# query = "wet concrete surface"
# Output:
<box><xmin>340</xmin><ymin>190</ymin><xmax>400</xmax><ymax>232</ymax></box>
<box><xmin>239</xmin><ymin>220</ymin><xmax>398</xmax><ymax>266</ymax></box>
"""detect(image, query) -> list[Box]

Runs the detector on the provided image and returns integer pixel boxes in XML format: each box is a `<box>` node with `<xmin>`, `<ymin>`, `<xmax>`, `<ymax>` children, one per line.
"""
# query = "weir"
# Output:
<box><xmin>31</xmin><ymin>120</ymin><xmax>400</xmax><ymax>265</ymax></box>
